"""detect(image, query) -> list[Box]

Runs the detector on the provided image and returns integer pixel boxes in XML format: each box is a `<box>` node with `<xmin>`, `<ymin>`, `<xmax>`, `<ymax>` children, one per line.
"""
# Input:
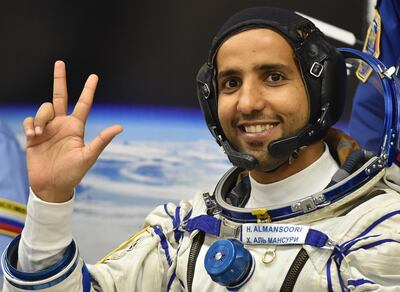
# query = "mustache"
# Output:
<box><xmin>231</xmin><ymin>112</ymin><xmax>282</xmax><ymax>126</ymax></box>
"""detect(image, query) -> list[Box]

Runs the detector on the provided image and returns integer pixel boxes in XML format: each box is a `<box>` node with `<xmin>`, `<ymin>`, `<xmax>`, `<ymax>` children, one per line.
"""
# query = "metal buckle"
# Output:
<box><xmin>291</xmin><ymin>195</ymin><xmax>325</xmax><ymax>213</ymax></box>
<box><xmin>219</xmin><ymin>218</ymin><xmax>239</xmax><ymax>238</ymax></box>
<box><xmin>201</xmin><ymin>83</ymin><xmax>210</xmax><ymax>99</ymax></box>
<box><xmin>202</xmin><ymin>192</ymin><xmax>220</xmax><ymax>215</ymax></box>
<box><xmin>310</xmin><ymin>62</ymin><xmax>324</xmax><ymax>77</ymax></box>
<box><xmin>320</xmin><ymin>237</ymin><xmax>338</xmax><ymax>250</ymax></box>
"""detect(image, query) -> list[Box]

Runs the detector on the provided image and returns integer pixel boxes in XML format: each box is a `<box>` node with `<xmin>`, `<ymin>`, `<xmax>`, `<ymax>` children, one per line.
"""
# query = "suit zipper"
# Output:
<box><xmin>187</xmin><ymin>231</ymin><xmax>205</xmax><ymax>292</ymax></box>
<box><xmin>280</xmin><ymin>248</ymin><xmax>309</xmax><ymax>292</ymax></box>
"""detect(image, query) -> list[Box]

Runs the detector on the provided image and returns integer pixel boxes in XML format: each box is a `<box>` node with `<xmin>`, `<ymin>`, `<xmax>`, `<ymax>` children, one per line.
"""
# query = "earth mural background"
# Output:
<box><xmin>0</xmin><ymin>105</ymin><xmax>231</xmax><ymax>263</ymax></box>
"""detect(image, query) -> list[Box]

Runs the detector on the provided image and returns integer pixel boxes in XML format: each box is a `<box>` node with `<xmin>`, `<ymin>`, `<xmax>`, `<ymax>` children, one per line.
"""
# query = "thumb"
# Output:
<box><xmin>84</xmin><ymin>125</ymin><xmax>124</xmax><ymax>165</ymax></box>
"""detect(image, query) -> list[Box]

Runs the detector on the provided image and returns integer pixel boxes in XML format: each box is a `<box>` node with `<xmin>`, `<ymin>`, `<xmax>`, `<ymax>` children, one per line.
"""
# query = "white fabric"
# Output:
<box><xmin>6</xmin><ymin>186</ymin><xmax>400</xmax><ymax>291</ymax></box>
<box><xmin>246</xmin><ymin>143</ymin><xmax>339</xmax><ymax>208</ymax></box>
<box><xmin>4</xmin><ymin>163</ymin><xmax>400</xmax><ymax>291</ymax></box>
<box><xmin>17</xmin><ymin>189</ymin><xmax>74</xmax><ymax>272</ymax></box>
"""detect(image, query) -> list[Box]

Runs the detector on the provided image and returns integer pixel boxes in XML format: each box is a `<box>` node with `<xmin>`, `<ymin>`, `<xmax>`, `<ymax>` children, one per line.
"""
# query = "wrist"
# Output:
<box><xmin>32</xmin><ymin>187</ymin><xmax>74</xmax><ymax>203</ymax></box>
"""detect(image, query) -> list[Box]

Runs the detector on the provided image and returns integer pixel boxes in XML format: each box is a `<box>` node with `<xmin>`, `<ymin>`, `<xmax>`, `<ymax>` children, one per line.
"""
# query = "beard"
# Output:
<box><xmin>225</xmin><ymin>111</ymin><xmax>308</xmax><ymax>171</ymax></box>
<box><xmin>240</xmin><ymin>144</ymin><xmax>290</xmax><ymax>172</ymax></box>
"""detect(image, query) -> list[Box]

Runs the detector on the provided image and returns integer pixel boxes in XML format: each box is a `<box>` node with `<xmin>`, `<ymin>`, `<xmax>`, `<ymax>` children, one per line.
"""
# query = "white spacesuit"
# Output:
<box><xmin>2</xmin><ymin>151</ymin><xmax>400</xmax><ymax>291</ymax></box>
<box><xmin>2</xmin><ymin>7</ymin><xmax>400</xmax><ymax>292</ymax></box>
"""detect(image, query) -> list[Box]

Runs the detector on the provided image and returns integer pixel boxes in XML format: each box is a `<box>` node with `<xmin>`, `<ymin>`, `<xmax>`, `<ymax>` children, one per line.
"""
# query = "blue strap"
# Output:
<box><xmin>163</xmin><ymin>207</ymin><xmax>193</xmax><ymax>291</ymax></box>
<box><xmin>330</xmin><ymin>238</ymin><xmax>400</xmax><ymax>291</ymax></box>
<box><xmin>327</xmin><ymin>209</ymin><xmax>400</xmax><ymax>291</ymax></box>
<box><xmin>166</xmin><ymin>269</ymin><xmax>186</xmax><ymax>292</ymax></box>
<box><xmin>163</xmin><ymin>204</ymin><xmax>174</xmax><ymax>221</ymax></box>
<box><xmin>326</xmin><ymin>257</ymin><xmax>334</xmax><ymax>292</ymax></box>
<box><xmin>305</xmin><ymin>229</ymin><xmax>329</xmax><ymax>248</ymax></box>
<box><xmin>173</xmin><ymin>207</ymin><xmax>181</xmax><ymax>243</ymax></box>
<box><xmin>340</xmin><ymin>234</ymin><xmax>380</xmax><ymax>254</ymax></box>
<box><xmin>165</xmin><ymin>204</ymin><xmax>193</xmax><ymax>243</ymax></box>
<box><xmin>186</xmin><ymin>216</ymin><xmax>333</xmax><ymax>249</ymax></box>
<box><xmin>184</xmin><ymin>215</ymin><xmax>221</xmax><ymax>236</ymax></box>
<box><xmin>157</xmin><ymin>206</ymin><xmax>191</xmax><ymax>292</ymax></box>
<box><xmin>347</xmin><ymin>278</ymin><xmax>375</xmax><ymax>287</ymax></box>
<box><xmin>346</xmin><ymin>238</ymin><xmax>400</xmax><ymax>255</ymax></box>
<box><xmin>81</xmin><ymin>263</ymin><xmax>91</xmax><ymax>292</ymax></box>
<box><xmin>167</xmin><ymin>270</ymin><xmax>176</xmax><ymax>292</ymax></box>
<box><xmin>153</xmin><ymin>226</ymin><xmax>172</xmax><ymax>266</ymax></box>
<box><xmin>178</xmin><ymin>278</ymin><xmax>185</xmax><ymax>289</ymax></box>
<box><xmin>335</xmin><ymin>256</ymin><xmax>346</xmax><ymax>292</ymax></box>
<box><xmin>327</xmin><ymin>254</ymin><xmax>346</xmax><ymax>292</ymax></box>
<box><xmin>334</xmin><ymin>210</ymin><xmax>400</xmax><ymax>265</ymax></box>
<box><xmin>342</xmin><ymin>210</ymin><xmax>400</xmax><ymax>249</ymax></box>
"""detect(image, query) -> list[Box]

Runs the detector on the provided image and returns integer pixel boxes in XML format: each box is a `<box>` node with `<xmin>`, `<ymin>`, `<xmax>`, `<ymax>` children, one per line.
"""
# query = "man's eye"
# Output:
<box><xmin>224</xmin><ymin>79</ymin><xmax>239</xmax><ymax>89</ymax></box>
<box><xmin>266</xmin><ymin>73</ymin><xmax>284</xmax><ymax>82</ymax></box>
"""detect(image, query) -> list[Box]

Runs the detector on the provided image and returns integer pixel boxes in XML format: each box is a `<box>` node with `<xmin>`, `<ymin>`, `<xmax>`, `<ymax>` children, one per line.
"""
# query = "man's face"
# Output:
<box><xmin>216</xmin><ymin>28</ymin><xmax>309</xmax><ymax>171</ymax></box>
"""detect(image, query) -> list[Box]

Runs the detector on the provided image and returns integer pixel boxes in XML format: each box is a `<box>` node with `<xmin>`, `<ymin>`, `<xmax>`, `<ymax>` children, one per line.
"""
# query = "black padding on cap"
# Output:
<box><xmin>208</xmin><ymin>7</ymin><xmax>310</xmax><ymax>63</ymax></box>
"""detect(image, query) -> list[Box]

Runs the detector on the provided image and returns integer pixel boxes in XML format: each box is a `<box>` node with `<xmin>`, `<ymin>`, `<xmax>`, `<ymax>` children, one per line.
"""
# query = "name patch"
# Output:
<box><xmin>241</xmin><ymin>223</ymin><xmax>309</xmax><ymax>245</ymax></box>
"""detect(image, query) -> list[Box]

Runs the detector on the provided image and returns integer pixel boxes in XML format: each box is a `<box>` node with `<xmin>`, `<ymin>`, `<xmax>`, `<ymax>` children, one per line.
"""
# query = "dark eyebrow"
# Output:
<box><xmin>217</xmin><ymin>63</ymin><xmax>294</xmax><ymax>81</ymax></box>
<box><xmin>254</xmin><ymin>63</ymin><xmax>293</xmax><ymax>73</ymax></box>
<box><xmin>217</xmin><ymin>69</ymin><xmax>241</xmax><ymax>81</ymax></box>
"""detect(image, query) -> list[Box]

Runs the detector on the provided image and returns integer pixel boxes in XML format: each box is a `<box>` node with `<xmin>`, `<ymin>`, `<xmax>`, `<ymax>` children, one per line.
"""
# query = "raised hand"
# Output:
<box><xmin>23</xmin><ymin>61</ymin><xmax>123</xmax><ymax>203</ymax></box>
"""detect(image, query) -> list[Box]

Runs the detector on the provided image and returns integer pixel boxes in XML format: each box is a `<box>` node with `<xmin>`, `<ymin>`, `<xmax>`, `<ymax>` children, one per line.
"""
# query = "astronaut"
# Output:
<box><xmin>2</xmin><ymin>7</ymin><xmax>400</xmax><ymax>292</ymax></box>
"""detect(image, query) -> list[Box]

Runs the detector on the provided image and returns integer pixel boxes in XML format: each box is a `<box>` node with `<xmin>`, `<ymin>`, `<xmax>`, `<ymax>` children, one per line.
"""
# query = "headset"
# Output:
<box><xmin>196</xmin><ymin>7</ymin><xmax>348</xmax><ymax>170</ymax></box>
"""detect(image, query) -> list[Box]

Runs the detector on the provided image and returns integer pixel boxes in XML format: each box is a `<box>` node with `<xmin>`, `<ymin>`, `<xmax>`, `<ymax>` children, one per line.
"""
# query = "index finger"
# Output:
<box><xmin>53</xmin><ymin>60</ymin><xmax>68</xmax><ymax>116</ymax></box>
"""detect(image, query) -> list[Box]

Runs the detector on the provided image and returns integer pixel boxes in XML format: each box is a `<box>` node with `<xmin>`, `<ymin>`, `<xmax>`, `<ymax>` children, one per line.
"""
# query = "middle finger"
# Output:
<box><xmin>53</xmin><ymin>60</ymin><xmax>69</xmax><ymax>116</ymax></box>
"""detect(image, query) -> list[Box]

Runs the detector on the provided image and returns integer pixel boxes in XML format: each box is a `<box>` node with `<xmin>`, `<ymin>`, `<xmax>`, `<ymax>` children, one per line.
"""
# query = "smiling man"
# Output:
<box><xmin>216</xmin><ymin>28</ymin><xmax>326</xmax><ymax>183</ymax></box>
<box><xmin>2</xmin><ymin>6</ymin><xmax>400</xmax><ymax>292</ymax></box>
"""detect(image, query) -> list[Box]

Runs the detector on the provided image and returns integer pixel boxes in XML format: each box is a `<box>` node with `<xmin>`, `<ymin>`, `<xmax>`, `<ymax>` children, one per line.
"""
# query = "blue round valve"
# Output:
<box><xmin>204</xmin><ymin>239</ymin><xmax>254</xmax><ymax>289</ymax></box>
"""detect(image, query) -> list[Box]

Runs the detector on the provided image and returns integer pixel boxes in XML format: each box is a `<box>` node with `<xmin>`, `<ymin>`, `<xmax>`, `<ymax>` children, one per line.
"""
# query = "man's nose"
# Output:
<box><xmin>236</xmin><ymin>81</ymin><xmax>266</xmax><ymax>115</ymax></box>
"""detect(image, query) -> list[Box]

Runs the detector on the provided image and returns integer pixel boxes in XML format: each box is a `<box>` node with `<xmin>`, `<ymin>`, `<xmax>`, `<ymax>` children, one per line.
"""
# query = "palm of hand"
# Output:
<box><xmin>24</xmin><ymin>61</ymin><xmax>123</xmax><ymax>202</ymax></box>
<box><xmin>28</xmin><ymin>115</ymin><xmax>86</xmax><ymax>200</ymax></box>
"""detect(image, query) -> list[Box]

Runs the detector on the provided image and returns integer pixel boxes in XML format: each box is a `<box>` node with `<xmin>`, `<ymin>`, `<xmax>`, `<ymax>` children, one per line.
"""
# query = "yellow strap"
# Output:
<box><xmin>97</xmin><ymin>226</ymin><xmax>151</xmax><ymax>264</ymax></box>
<box><xmin>0</xmin><ymin>198</ymin><xmax>27</xmax><ymax>218</ymax></box>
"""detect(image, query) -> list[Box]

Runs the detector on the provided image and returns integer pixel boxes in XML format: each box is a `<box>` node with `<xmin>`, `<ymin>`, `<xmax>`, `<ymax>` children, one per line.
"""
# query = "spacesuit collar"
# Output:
<box><xmin>247</xmin><ymin>142</ymin><xmax>338</xmax><ymax>208</ymax></box>
<box><xmin>212</xmin><ymin>129</ymin><xmax>386</xmax><ymax>223</ymax></box>
<box><xmin>217</xmin><ymin>128</ymin><xmax>359</xmax><ymax>208</ymax></box>
<box><xmin>213</xmin><ymin>165</ymin><xmax>385</xmax><ymax>224</ymax></box>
